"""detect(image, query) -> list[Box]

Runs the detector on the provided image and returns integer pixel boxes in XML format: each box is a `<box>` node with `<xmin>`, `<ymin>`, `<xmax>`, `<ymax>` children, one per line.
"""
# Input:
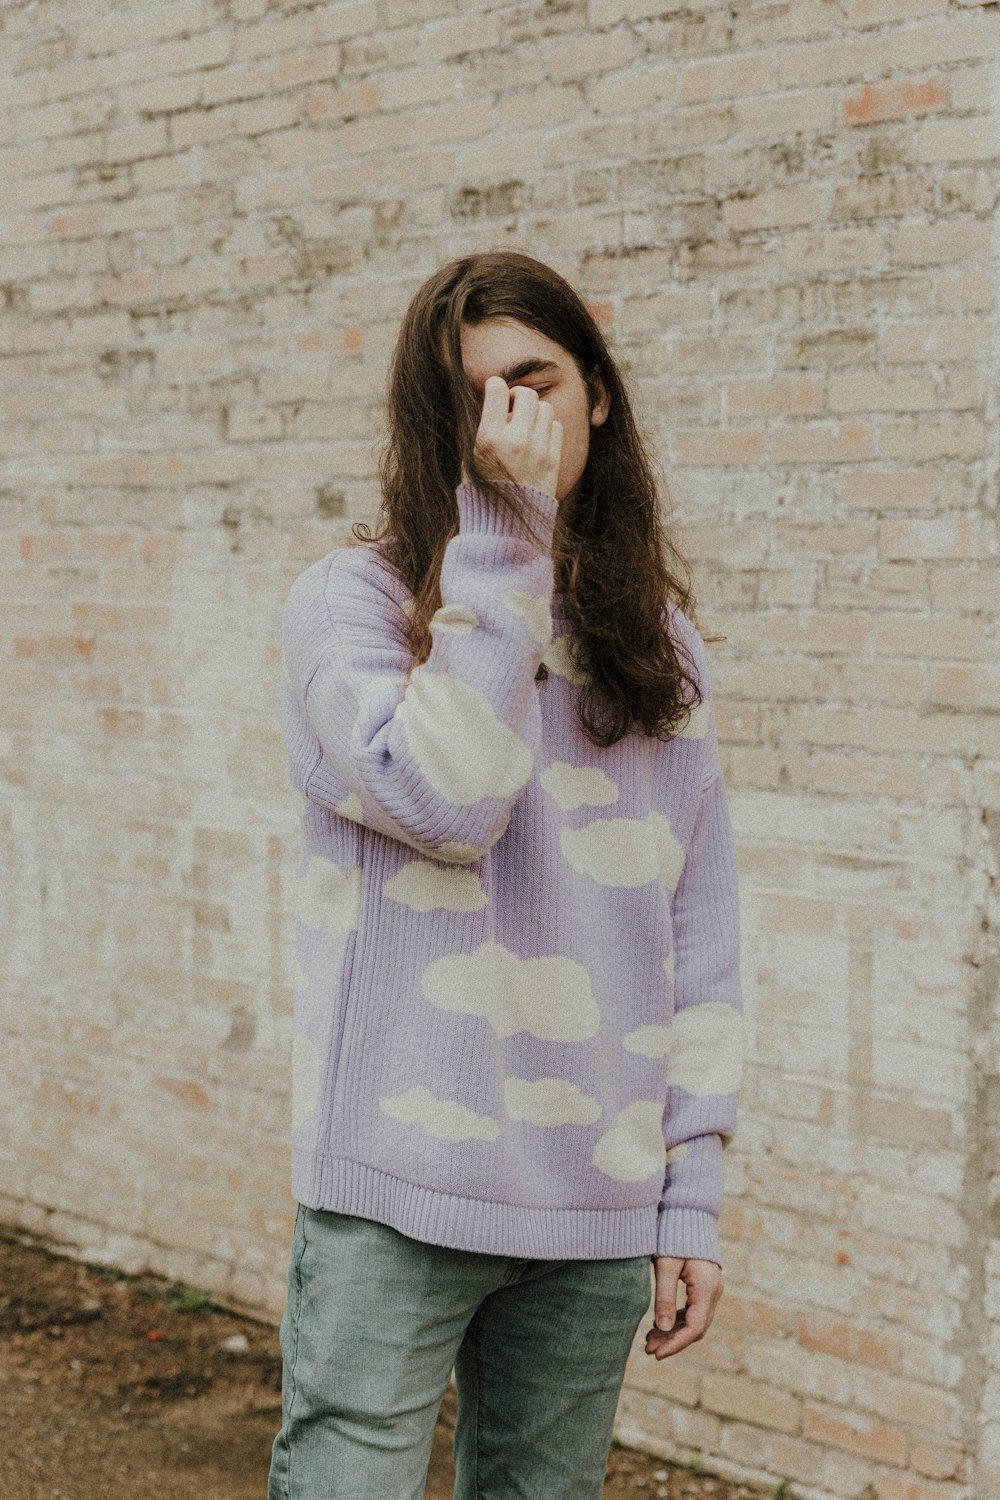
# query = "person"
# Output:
<box><xmin>268</xmin><ymin>249</ymin><xmax>743</xmax><ymax>1500</ymax></box>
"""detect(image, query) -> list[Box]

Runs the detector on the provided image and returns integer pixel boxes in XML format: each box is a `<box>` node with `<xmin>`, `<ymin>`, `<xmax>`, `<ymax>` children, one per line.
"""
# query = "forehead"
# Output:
<box><xmin>451</xmin><ymin>317</ymin><xmax>568</xmax><ymax>388</ymax></box>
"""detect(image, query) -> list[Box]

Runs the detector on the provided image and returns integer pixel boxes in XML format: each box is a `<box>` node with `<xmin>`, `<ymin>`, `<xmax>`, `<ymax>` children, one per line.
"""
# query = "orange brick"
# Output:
<box><xmin>803</xmin><ymin>1399</ymin><xmax>907</xmax><ymax>1465</ymax></box>
<box><xmin>153</xmin><ymin>1076</ymin><xmax>213</xmax><ymax>1110</ymax></box>
<box><xmin>843</xmin><ymin>75</ymin><xmax>947</xmax><ymax>125</ymax></box>
<box><xmin>796</xmin><ymin>1308</ymin><xmax>895</xmax><ymax>1370</ymax></box>
<box><xmin>13</xmin><ymin>633</ymin><xmax>97</xmax><ymax>662</ymax></box>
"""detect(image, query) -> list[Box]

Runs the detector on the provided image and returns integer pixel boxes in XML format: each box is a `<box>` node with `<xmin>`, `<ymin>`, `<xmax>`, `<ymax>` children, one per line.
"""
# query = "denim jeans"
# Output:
<box><xmin>267</xmin><ymin>1204</ymin><xmax>654</xmax><ymax>1499</ymax></box>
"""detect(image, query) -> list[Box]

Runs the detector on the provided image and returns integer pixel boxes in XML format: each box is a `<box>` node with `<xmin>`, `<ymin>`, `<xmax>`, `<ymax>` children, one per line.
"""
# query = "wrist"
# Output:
<box><xmin>456</xmin><ymin>480</ymin><xmax>558</xmax><ymax>546</ymax></box>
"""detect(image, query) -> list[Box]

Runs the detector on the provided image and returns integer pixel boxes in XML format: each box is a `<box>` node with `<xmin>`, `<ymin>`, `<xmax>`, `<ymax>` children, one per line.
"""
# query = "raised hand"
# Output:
<box><xmin>462</xmin><ymin>375</ymin><xmax>563</xmax><ymax>501</ymax></box>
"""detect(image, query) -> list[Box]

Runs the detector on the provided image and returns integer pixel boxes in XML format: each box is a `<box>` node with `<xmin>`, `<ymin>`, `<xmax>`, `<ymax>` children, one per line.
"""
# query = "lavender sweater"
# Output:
<box><xmin>280</xmin><ymin>480</ymin><xmax>743</xmax><ymax>1266</ymax></box>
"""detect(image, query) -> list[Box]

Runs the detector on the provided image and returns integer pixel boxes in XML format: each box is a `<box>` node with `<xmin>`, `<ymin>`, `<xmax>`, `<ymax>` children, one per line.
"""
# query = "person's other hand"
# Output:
<box><xmin>462</xmin><ymin>375</ymin><xmax>562</xmax><ymax>500</ymax></box>
<box><xmin>644</xmin><ymin>1255</ymin><xmax>723</xmax><ymax>1360</ymax></box>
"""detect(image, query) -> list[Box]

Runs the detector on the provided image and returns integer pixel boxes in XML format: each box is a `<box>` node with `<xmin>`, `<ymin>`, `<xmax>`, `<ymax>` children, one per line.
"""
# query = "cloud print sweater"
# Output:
<box><xmin>280</xmin><ymin>480</ymin><xmax>743</xmax><ymax>1267</ymax></box>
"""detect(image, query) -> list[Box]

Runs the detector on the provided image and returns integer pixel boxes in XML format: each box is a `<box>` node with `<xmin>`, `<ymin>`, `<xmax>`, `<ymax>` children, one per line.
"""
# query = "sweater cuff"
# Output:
<box><xmin>653</xmin><ymin>1207</ymin><xmax>722</xmax><ymax>1268</ymax></box>
<box><xmin>456</xmin><ymin>480</ymin><xmax>558</xmax><ymax>547</ymax></box>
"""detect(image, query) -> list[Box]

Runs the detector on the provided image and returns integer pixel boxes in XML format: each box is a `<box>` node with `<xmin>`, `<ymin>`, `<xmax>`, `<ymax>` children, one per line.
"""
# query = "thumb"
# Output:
<box><xmin>653</xmin><ymin>1255</ymin><xmax>684</xmax><ymax>1331</ymax></box>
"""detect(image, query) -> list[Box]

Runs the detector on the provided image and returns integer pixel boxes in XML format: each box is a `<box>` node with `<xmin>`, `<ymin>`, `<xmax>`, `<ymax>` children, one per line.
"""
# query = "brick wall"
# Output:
<box><xmin>1</xmin><ymin>3</ymin><xmax>997</xmax><ymax>1497</ymax></box>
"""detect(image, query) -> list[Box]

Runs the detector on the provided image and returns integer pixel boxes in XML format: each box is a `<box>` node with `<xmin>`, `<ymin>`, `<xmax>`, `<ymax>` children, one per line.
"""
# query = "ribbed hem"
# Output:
<box><xmin>653</xmin><ymin>1206</ymin><xmax>722</xmax><ymax>1267</ymax></box>
<box><xmin>294</xmin><ymin>1149</ymin><xmax>660</xmax><ymax>1260</ymax></box>
<box><xmin>456</xmin><ymin>480</ymin><xmax>558</xmax><ymax>547</ymax></box>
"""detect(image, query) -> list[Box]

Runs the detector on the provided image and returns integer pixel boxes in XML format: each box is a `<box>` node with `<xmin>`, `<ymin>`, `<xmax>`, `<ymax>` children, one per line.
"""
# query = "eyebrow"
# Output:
<box><xmin>474</xmin><ymin>358</ymin><xmax>560</xmax><ymax>390</ymax></box>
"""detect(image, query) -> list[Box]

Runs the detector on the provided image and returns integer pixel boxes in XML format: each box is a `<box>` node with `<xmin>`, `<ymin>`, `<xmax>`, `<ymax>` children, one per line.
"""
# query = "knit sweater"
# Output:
<box><xmin>280</xmin><ymin>480</ymin><xmax>743</xmax><ymax>1266</ymax></box>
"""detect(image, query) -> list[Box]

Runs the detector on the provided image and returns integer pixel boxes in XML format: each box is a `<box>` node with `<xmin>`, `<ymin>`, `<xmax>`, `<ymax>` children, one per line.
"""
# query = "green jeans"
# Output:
<box><xmin>267</xmin><ymin>1204</ymin><xmax>654</xmax><ymax>1499</ymax></box>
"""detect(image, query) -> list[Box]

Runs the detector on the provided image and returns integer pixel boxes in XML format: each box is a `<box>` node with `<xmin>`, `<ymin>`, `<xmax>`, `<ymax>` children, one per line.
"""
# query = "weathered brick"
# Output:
<box><xmin>919</xmin><ymin>113</ymin><xmax>999</xmax><ymax>166</ymax></box>
<box><xmin>845</xmin><ymin>0</ymin><xmax>949</xmax><ymax>31</ymax></box>
<box><xmin>549</xmin><ymin>29</ymin><xmax>637</xmax><ymax>84</ymax></box>
<box><xmin>873</xmin><ymin>1473</ymin><xmax>969</xmax><ymax>1500</ymax></box>
<box><xmin>680</xmin><ymin>52</ymin><xmax>777</xmax><ymax>104</ymax></box>
<box><xmin>732</xmin><ymin>86</ymin><xmax>836</xmax><ymax>141</ymax></box>
<box><xmin>674</xmin><ymin>427</ymin><xmax>767</xmax><ymax>465</ymax></box>
<box><xmin>725</xmin><ymin>183</ymin><xmax>825</xmax><ymax>232</ymax></box>
<box><xmin>701</xmin><ymin>1372</ymin><xmax>802</xmax><ymax>1433</ymax></box>
<box><xmin>888</xmin><ymin>9</ymin><xmax>999</xmax><ymax>68</ymax></box>
<box><xmin>778</xmin><ymin>35</ymin><xmax>881</xmax><ymax>88</ymax></box>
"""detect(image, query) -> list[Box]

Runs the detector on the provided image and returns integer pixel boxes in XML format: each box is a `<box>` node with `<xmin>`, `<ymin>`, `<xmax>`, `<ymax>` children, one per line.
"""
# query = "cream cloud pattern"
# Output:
<box><xmin>667</xmin><ymin>1001</ymin><xmax>743</xmax><ymax>1097</ymax></box>
<box><xmin>503</xmin><ymin>1077</ymin><xmax>602</xmax><ymax>1127</ymax></box>
<box><xmin>559</xmin><ymin>809</ymin><xmax>684</xmax><ymax>891</ymax></box>
<box><xmin>501</xmin><ymin>588</ymin><xmax>552</xmax><ymax>646</ymax></box>
<box><xmin>422</xmin><ymin>941</ymin><xmax>600</xmax><ymax>1042</ymax></box>
<box><xmin>621</xmin><ymin>949</ymin><xmax>677</xmax><ymax>1054</ymax></box>
<box><xmin>542</xmin><ymin>633</ymin><xmax>588</xmax><ymax>684</ymax></box>
<box><xmin>335</xmin><ymin>791</ymin><xmax>365</xmax><ymax>822</ymax></box>
<box><xmin>622</xmin><ymin>1025</ymin><xmax>672</xmax><ymax>1059</ymax></box>
<box><xmin>649</xmin><ymin>810</ymin><xmax>686</xmax><ymax>890</ymax></box>
<box><xmin>435</xmin><ymin>818</ymin><xmax>507</xmax><ymax>864</ymax></box>
<box><xmin>379</xmin><ymin>1085</ymin><xmax>500</xmax><ymax>1142</ymax></box>
<box><xmin>281</xmin><ymin>513</ymin><xmax>743</xmax><ymax>1265</ymax></box>
<box><xmin>434</xmin><ymin>840</ymin><xmax>489</xmax><ymax>863</ymax></box>
<box><xmin>395</xmin><ymin>666</ymin><xmax>534</xmax><ymax>805</ymax></box>
<box><xmin>540</xmin><ymin>760</ymin><xmax>620</xmax><ymax>811</ymax></box>
<box><xmin>433</xmin><ymin>604</ymin><xmax>480</xmax><ymax>634</ymax></box>
<box><xmin>383</xmin><ymin>858</ymin><xmax>487</xmax><ymax>913</ymax></box>
<box><xmin>296</xmin><ymin>854</ymin><xmax>362</xmax><ymax>945</ymax></box>
<box><xmin>624</xmin><ymin>1002</ymin><xmax>742</xmax><ymax>1091</ymax></box>
<box><xmin>592</xmin><ymin>1101</ymin><xmax>666</xmax><ymax>1182</ymax></box>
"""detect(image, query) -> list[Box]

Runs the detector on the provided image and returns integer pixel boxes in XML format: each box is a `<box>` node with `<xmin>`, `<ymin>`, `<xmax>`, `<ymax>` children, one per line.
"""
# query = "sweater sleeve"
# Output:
<box><xmin>281</xmin><ymin>480</ymin><xmax>559</xmax><ymax>863</ymax></box>
<box><xmin>654</xmin><ymin>634</ymin><xmax>743</xmax><ymax>1267</ymax></box>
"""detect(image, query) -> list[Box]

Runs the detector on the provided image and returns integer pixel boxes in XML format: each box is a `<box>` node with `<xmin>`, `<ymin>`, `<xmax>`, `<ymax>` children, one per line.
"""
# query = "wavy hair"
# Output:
<box><xmin>352</xmin><ymin>249</ymin><xmax>706</xmax><ymax>748</ymax></box>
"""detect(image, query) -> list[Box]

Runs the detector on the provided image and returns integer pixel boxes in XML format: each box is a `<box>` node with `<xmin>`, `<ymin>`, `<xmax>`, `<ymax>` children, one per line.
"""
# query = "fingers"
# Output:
<box><xmin>505</xmin><ymin>381</ymin><xmax>540</xmax><ymax>445</ymax></box>
<box><xmin>645</xmin><ymin>1257</ymin><xmax>722</xmax><ymax>1360</ymax></box>
<box><xmin>524</xmin><ymin>392</ymin><xmax>553</xmax><ymax>459</ymax></box>
<box><xmin>472</xmin><ymin>375</ymin><xmax>561</xmax><ymax>496</ymax></box>
<box><xmin>653</xmin><ymin>1257</ymin><xmax>681</xmax><ymax>1332</ymax></box>
<box><xmin>480</xmin><ymin>373</ymin><xmax>510</xmax><ymax>429</ymax></box>
<box><xmin>548</xmin><ymin>411</ymin><xmax>563</xmax><ymax>464</ymax></box>
<box><xmin>477</xmin><ymin>376</ymin><xmax>545</xmax><ymax>439</ymax></box>
<box><xmin>644</xmin><ymin>1292</ymin><xmax>712</xmax><ymax>1358</ymax></box>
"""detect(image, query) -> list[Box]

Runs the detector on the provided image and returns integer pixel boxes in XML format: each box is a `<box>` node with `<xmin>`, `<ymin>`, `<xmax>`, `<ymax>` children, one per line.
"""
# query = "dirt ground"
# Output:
<box><xmin>0</xmin><ymin>1225</ymin><xmax>775</xmax><ymax>1500</ymax></box>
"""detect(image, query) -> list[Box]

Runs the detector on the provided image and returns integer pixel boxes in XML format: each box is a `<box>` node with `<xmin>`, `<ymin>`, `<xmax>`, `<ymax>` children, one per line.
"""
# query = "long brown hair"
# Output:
<box><xmin>353</xmin><ymin>249</ymin><xmax>704</xmax><ymax>749</ymax></box>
